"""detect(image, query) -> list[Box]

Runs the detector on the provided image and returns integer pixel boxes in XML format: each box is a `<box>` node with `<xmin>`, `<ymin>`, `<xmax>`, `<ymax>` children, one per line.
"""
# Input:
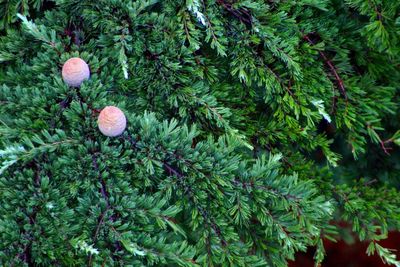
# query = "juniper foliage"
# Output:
<box><xmin>0</xmin><ymin>0</ymin><xmax>400</xmax><ymax>266</ymax></box>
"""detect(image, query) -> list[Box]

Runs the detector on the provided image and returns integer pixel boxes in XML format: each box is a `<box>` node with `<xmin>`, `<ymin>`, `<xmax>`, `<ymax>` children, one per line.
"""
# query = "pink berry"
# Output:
<box><xmin>62</xmin><ymin>57</ymin><xmax>90</xmax><ymax>87</ymax></box>
<box><xmin>98</xmin><ymin>106</ymin><xmax>127</xmax><ymax>137</ymax></box>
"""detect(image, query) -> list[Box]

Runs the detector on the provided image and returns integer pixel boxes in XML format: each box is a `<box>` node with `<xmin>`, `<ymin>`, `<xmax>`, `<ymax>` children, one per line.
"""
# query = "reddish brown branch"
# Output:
<box><xmin>232</xmin><ymin>179</ymin><xmax>300</xmax><ymax>201</ymax></box>
<box><xmin>77</xmin><ymin>88</ymin><xmax>122</xmax><ymax>263</ymax></box>
<box><xmin>49</xmin><ymin>95</ymin><xmax>73</xmax><ymax>132</ymax></box>
<box><xmin>367</xmin><ymin>0</ymin><xmax>383</xmax><ymax>21</ymax></box>
<box><xmin>216</xmin><ymin>0</ymin><xmax>252</xmax><ymax>26</ymax></box>
<box><xmin>379</xmin><ymin>140</ymin><xmax>392</xmax><ymax>155</ymax></box>
<box><xmin>92</xmin><ymin>154</ymin><xmax>110</xmax><ymax>209</ymax></box>
<box><xmin>164</xmin><ymin>162</ymin><xmax>228</xmax><ymax>247</ymax></box>
<box><xmin>11</xmin><ymin>164</ymin><xmax>42</xmax><ymax>266</ymax></box>
<box><xmin>75</xmin><ymin>88</ymin><xmax>101</xmax><ymax>116</ymax></box>
<box><xmin>123</xmin><ymin>133</ymin><xmax>228</xmax><ymax>247</ymax></box>
<box><xmin>304</xmin><ymin>35</ymin><xmax>348</xmax><ymax>101</ymax></box>
<box><xmin>367</xmin><ymin>125</ymin><xmax>393</xmax><ymax>155</ymax></box>
<box><xmin>89</xmin><ymin>152</ymin><xmax>122</xmax><ymax>264</ymax></box>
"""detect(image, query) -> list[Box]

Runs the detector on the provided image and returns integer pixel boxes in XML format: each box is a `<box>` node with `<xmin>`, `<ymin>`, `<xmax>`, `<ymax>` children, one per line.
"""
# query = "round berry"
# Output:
<box><xmin>98</xmin><ymin>106</ymin><xmax>127</xmax><ymax>137</ymax></box>
<box><xmin>62</xmin><ymin>57</ymin><xmax>90</xmax><ymax>87</ymax></box>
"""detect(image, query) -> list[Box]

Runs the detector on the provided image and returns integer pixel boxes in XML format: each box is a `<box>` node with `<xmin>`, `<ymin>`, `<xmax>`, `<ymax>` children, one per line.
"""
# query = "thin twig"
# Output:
<box><xmin>367</xmin><ymin>125</ymin><xmax>393</xmax><ymax>155</ymax></box>
<box><xmin>216</xmin><ymin>0</ymin><xmax>252</xmax><ymax>26</ymax></box>
<box><xmin>304</xmin><ymin>35</ymin><xmax>348</xmax><ymax>101</ymax></box>
<box><xmin>163</xmin><ymin>162</ymin><xmax>228</xmax><ymax>247</ymax></box>
<box><xmin>231</xmin><ymin>179</ymin><xmax>301</xmax><ymax>201</ymax></box>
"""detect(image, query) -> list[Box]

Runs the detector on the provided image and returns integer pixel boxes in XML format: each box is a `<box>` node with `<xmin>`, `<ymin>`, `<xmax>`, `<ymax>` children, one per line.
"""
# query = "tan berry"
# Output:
<box><xmin>98</xmin><ymin>106</ymin><xmax>127</xmax><ymax>137</ymax></box>
<box><xmin>62</xmin><ymin>57</ymin><xmax>90</xmax><ymax>87</ymax></box>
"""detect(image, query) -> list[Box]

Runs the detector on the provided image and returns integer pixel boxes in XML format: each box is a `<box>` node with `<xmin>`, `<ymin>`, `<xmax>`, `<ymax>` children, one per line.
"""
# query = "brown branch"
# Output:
<box><xmin>216</xmin><ymin>0</ymin><xmax>252</xmax><ymax>26</ymax></box>
<box><xmin>75</xmin><ymin>88</ymin><xmax>101</xmax><ymax>116</ymax></box>
<box><xmin>182</xmin><ymin>14</ymin><xmax>191</xmax><ymax>45</ymax></box>
<box><xmin>200</xmin><ymin>0</ymin><xmax>219</xmax><ymax>42</ymax></box>
<box><xmin>367</xmin><ymin>0</ymin><xmax>383</xmax><ymax>21</ymax></box>
<box><xmin>10</xmin><ymin>240</ymin><xmax>31</xmax><ymax>267</ymax></box>
<box><xmin>303</xmin><ymin>34</ymin><xmax>348</xmax><ymax>105</ymax></box>
<box><xmin>379</xmin><ymin>140</ymin><xmax>392</xmax><ymax>155</ymax></box>
<box><xmin>232</xmin><ymin>179</ymin><xmax>301</xmax><ymax>201</ymax></box>
<box><xmin>49</xmin><ymin>95</ymin><xmax>73</xmax><ymax>132</ymax></box>
<box><xmin>88</xmin><ymin>152</ymin><xmax>122</xmax><ymax>265</ymax></box>
<box><xmin>363</xmin><ymin>179</ymin><xmax>378</xmax><ymax>187</ymax></box>
<box><xmin>367</xmin><ymin>125</ymin><xmax>393</xmax><ymax>155</ymax></box>
<box><xmin>73</xmin><ymin>87</ymin><xmax>122</xmax><ymax>264</ymax></box>
<box><xmin>11</xmin><ymin>164</ymin><xmax>42</xmax><ymax>266</ymax></box>
<box><xmin>89</xmin><ymin>208</ymin><xmax>108</xmax><ymax>266</ymax></box>
<box><xmin>91</xmin><ymin>154</ymin><xmax>111</xmax><ymax>208</ymax></box>
<box><xmin>163</xmin><ymin>162</ymin><xmax>228</xmax><ymax>247</ymax></box>
<box><xmin>255</xmin><ymin>45</ymin><xmax>301</xmax><ymax>105</ymax></box>
<box><xmin>90</xmin><ymin>153</ymin><xmax>109</xmax><ymax>266</ymax></box>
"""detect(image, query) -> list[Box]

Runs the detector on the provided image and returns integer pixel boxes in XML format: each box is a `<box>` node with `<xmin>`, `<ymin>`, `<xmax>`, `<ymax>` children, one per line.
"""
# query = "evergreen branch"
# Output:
<box><xmin>200</xmin><ymin>0</ymin><xmax>218</xmax><ymax>42</ymax></box>
<box><xmin>91</xmin><ymin>153</ymin><xmax>111</xmax><ymax>209</ymax></box>
<box><xmin>255</xmin><ymin>46</ymin><xmax>302</xmax><ymax>106</ymax></box>
<box><xmin>163</xmin><ymin>162</ymin><xmax>228</xmax><ymax>247</ymax></box>
<box><xmin>185</xmin><ymin>93</ymin><xmax>253</xmax><ymax>149</ymax></box>
<box><xmin>74</xmin><ymin>88</ymin><xmax>102</xmax><ymax>121</ymax></box>
<box><xmin>265</xmin><ymin>208</ymin><xmax>291</xmax><ymax>241</ymax></box>
<box><xmin>366</xmin><ymin>0</ymin><xmax>383</xmax><ymax>21</ymax></box>
<box><xmin>367</xmin><ymin>124</ymin><xmax>393</xmax><ymax>155</ymax></box>
<box><xmin>180</xmin><ymin>10</ymin><xmax>201</xmax><ymax>50</ymax></box>
<box><xmin>191</xmin><ymin>95</ymin><xmax>228</xmax><ymax>125</ymax></box>
<box><xmin>0</xmin><ymin>145</ymin><xmax>25</xmax><ymax>174</ymax></box>
<box><xmin>110</xmin><ymin>227</ymin><xmax>198</xmax><ymax>266</ymax></box>
<box><xmin>118</xmin><ymin>43</ymin><xmax>129</xmax><ymax>79</ymax></box>
<box><xmin>231</xmin><ymin>179</ymin><xmax>301</xmax><ymax>202</ymax></box>
<box><xmin>267</xmin><ymin>66</ymin><xmax>301</xmax><ymax>105</ymax></box>
<box><xmin>0</xmin><ymin>137</ymin><xmax>75</xmax><ymax>175</ymax></box>
<box><xmin>10</xmin><ymin>163</ymin><xmax>42</xmax><ymax>266</ymax></box>
<box><xmin>132</xmin><ymin>133</ymin><xmax>306</xmax><ymax>247</ymax></box>
<box><xmin>90</xmin><ymin>151</ymin><xmax>123</xmax><ymax>263</ymax></box>
<box><xmin>303</xmin><ymin>34</ymin><xmax>348</xmax><ymax>107</ymax></box>
<box><xmin>216</xmin><ymin>0</ymin><xmax>252</xmax><ymax>26</ymax></box>
<box><xmin>75</xmin><ymin>90</ymin><xmax>122</xmax><ymax>262</ymax></box>
<box><xmin>121</xmin><ymin>205</ymin><xmax>186</xmax><ymax>238</ymax></box>
<box><xmin>22</xmin><ymin>140</ymin><xmax>75</xmax><ymax>159</ymax></box>
<box><xmin>1</xmin><ymin>1</ymin><xmax>399</xmax><ymax>265</ymax></box>
<box><xmin>195</xmin><ymin>0</ymin><xmax>227</xmax><ymax>56</ymax></box>
<box><xmin>332</xmin><ymin>185</ymin><xmax>387</xmax><ymax>242</ymax></box>
<box><xmin>17</xmin><ymin>14</ymin><xmax>63</xmax><ymax>55</ymax></box>
<box><xmin>89</xmin><ymin>208</ymin><xmax>108</xmax><ymax>266</ymax></box>
<box><xmin>49</xmin><ymin>95</ymin><xmax>73</xmax><ymax>132</ymax></box>
<box><xmin>187</xmin><ymin>0</ymin><xmax>207</xmax><ymax>26</ymax></box>
<box><xmin>373</xmin><ymin>242</ymin><xmax>400</xmax><ymax>267</ymax></box>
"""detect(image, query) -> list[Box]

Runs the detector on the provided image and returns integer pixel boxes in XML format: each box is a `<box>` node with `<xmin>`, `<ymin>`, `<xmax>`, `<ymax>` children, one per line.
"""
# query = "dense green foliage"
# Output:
<box><xmin>0</xmin><ymin>0</ymin><xmax>400</xmax><ymax>266</ymax></box>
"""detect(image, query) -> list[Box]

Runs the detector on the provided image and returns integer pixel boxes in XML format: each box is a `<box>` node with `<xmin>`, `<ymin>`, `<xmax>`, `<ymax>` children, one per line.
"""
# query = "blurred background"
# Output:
<box><xmin>289</xmin><ymin>231</ymin><xmax>400</xmax><ymax>267</ymax></box>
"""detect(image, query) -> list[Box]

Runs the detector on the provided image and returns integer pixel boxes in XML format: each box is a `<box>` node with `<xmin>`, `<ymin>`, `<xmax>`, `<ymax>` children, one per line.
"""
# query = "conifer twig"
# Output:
<box><xmin>89</xmin><ymin>208</ymin><xmax>108</xmax><ymax>266</ymax></box>
<box><xmin>255</xmin><ymin>47</ymin><xmax>301</xmax><ymax>106</ymax></box>
<box><xmin>11</xmin><ymin>164</ymin><xmax>42</xmax><ymax>266</ymax></box>
<box><xmin>200</xmin><ymin>0</ymin><xmax>218</xmax><ymax>42</ymax></box>
<box><xmin>49</xmin><ymin>95</ymin><xmax>73</xmax><ymax>132</ymax></box>
<box><xmin>303</xmin><ymin>34</ymin><xmax>348</xmax><ymax>112</ymax></box>
<box><xmin>367</xmin><ymin>0</ymin><xmax>383</xmax><ymax>21</ymax></box>
<box><xmin>163</xmin><ymin>162</ymin><xmax>228</xmax><ymax>247</ymax></box>
<box><xmin>91</xmin><ymin>154</ymin><xmax>110</xmax><ymax>209</ymax></box>
<box><xmin>216</xmin><ymin>0</ymin><xmax>252</xmax><ymax>26</ymax></box>
<box><xmin>232</xmin><ymin>179</ymin><xmax>301</xmax><ymax>201</ymax></box>
<box><xmin>379</xmin><ymin>140</ymin><xmax>391</xmax><ymax>155</ymax></box>
<box><xmin>367</xmin><ymin>125</ymin><xmax>393</xmax><ymax>155</ymax></box>
<box><xmin>89</xmin><ymin>152</ymin><xmax>122</xmax><ymax>264</ymax></box>
<box><xmin>75</xmin><ymin>86</ymin><xmax>123</xmax><ymax>264</ymax></box>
